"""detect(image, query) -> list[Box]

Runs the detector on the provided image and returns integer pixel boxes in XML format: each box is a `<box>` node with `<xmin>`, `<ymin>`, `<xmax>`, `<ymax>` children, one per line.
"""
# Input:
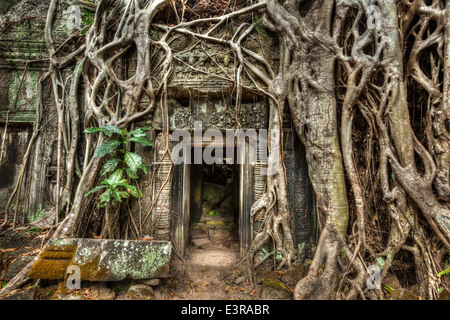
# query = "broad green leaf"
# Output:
<box><xmin>116</xmin><ymin>182</ymin><xmax>134</xmax><ymax>189</ymax></box>
<box><xmin>105</xmin><ymin>189</ymin><xmax>111</xmax><ymax>202</ymax></box>
<box><xmin>112</xmin><ymin>189</ymin><xmax>121</xmax><ymax>202</ymax></box>
<box><xmin>124</xmin><ymin>152</ymin><xmax>142</xmax><ymax>172</ymax></box>
<box><xmin>118</xmin><ymin>191</ymin><xmax>130</xmax><ymax>199</ymax></box>
<box><xmin>126</xmin><ymin>168</ymin><xmax>139</xmax><ymax>179</ymax></box>
<box><xmin>115</xmin><ymin>183</ymin><xmax>141</xmax><ymax>198</ymax></box>
<box><xmin>139</xmin><ymin>163</ymin><xmax>148</xmax><ymax>175</ymax></box>
<box><xmin>100</xmin><ymin>158</ymin><xmax>121</xmax><ymax>176</ymax></box>
<box><xmin>97</xmin><ymin>201</ymin><xmax>107</xmax><ymax>208</ymax></box>
<box><xmin>99</xmin><ymin>189</ymin><xmax>111</xmax><ymax>204</ymax></box>
<box><xmin>128</xmin><ymin>127</ymin><xmax>152</xmax><ymax>137</ymax></box>
<box><xmin>102</xmin><ymin>125</ymin><xmax>123</xmax><ymax>137</ymax></box>
<box><xmin>94</xmin><ymin>140</ymin><xmax>122</xmax><ymax>158</ymax></box>
<box><xmin>128</xmin><ymin>136</ymin><xmax>153</xmax><ymax>146</ymax></box>
<box><xmin>85</xmin><ymin>185</ymin><xmax>106</xmax><ymax>197</ymax></box>
<box><xmin>128</xmin><ymin>129</ymin><xmax>146</xmax><ymax>137</ymax></box>
<box><xmin>84</xmin><ymin>127</ymin><xmax>103</xmax><ymax>134</ymax></box>
<box><xmin>128</xmin><ymin>186</ymin><xmax>141</xmax><ymax>198</ymax></box>
<box><xmin>107</xmin><ymin>169</ymin><xmax>123</xmax><ymax>183</ymax></box>
<box><xmin>438</xmin><ymin>268</ymin><xmax>450</xmax><ymax>277</ymax></box>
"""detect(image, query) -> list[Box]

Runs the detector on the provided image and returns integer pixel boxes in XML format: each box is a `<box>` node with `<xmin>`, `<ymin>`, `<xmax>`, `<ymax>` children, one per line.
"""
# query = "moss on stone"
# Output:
<box><xmin>28</xmin><ymin>259</ymin><xmax>71</xmax><ymax>280</ymax></box>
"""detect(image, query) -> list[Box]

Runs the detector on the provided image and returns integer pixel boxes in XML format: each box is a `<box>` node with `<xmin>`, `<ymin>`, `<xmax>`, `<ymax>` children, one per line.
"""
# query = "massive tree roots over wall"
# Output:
<box><xmin>1</xmin><ymin>0</ymin><xmax>449</xmax><ymax>300</ymax></box>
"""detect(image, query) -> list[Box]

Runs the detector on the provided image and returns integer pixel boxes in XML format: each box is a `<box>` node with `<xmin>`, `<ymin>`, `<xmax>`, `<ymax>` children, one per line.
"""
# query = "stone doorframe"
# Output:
<box><xmin>152</xmin><ymin>131</ymin><xmax>262</xmax><ymax>259</ymax></box>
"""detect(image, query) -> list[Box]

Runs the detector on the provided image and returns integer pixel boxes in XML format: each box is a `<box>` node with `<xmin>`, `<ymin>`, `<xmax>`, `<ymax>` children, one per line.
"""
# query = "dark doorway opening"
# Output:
<box><xmin>189</xmin><ymin>147</ymin><xmax>240</xmax><ymax>252</ymax></box>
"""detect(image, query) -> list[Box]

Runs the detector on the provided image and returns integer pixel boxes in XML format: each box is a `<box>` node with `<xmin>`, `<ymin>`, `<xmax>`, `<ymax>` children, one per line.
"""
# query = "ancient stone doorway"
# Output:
<box><xmin>169</xmin><ymin>136</ymin><xmax>256</xmax><ymax>261</ymax></box>
<box><xmin>189</xmin><ymin>151</ymin><xmax>240</xmax><ymax>254</ymax></box>
<box><xmin>156</xmin><ymin>129</ymin><xmax>316</xmax><ymax>263</ymax></box>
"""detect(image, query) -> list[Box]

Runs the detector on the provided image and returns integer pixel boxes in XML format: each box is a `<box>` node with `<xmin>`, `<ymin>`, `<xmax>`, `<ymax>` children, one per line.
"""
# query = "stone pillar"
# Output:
<box><xmin>151</xmin><ymin>133</ymin><xmax>173</xmax><ymax>240</ymax></box>
<box><xmin>239</xmin><ymin>139</ymin><xmax>255</xmax><ymax>258</ymax></box>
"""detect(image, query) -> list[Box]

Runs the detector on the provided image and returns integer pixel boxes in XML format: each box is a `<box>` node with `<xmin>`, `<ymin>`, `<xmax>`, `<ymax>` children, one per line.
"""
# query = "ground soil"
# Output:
<box><xmin>164</xmin><ymin>204</ymin><xmax>262</xmax><ymax>300</ymax></box>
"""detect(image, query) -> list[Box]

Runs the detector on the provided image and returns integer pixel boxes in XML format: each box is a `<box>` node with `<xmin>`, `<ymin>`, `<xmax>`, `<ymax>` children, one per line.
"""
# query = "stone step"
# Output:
<box><xmin>191</xmin><ymin>237</ymin><xmax>211</xmax><ymax>247</ymax></box>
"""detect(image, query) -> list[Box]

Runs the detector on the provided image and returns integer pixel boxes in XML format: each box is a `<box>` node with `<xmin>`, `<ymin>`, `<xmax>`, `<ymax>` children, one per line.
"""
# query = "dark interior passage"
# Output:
<box><xmin>189</xmin><ymin>147</ymin><xmax>240</xmax><ymax>251</ymax></box>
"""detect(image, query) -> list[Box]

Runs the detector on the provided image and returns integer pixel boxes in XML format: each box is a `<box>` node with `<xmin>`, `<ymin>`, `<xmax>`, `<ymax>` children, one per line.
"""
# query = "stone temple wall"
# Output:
<box><xmin>0</xmin><ymin>1</ymin><xmax>316</xmax><ymax>250</ymax></box>
<box><xmin>0</xmin><ymin>0</ymin><xmax>73</xmax><ymax>217</ymax></box>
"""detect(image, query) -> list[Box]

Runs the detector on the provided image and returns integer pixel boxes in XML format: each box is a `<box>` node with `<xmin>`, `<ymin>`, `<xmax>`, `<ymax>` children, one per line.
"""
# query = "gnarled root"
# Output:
<box><xmin>294</xmin><ymin>224</ymin><xmax>366</xmax><ymax>300</ymax></box>
<box><xmin>241</xmin><ymin>180</ymin><xmax>296</xmax><ymax>285</ymax></box>
<box><xmin>294</xmin><ymin>224</ymin><xmax>342</xmax><ymax>300</ymax></box>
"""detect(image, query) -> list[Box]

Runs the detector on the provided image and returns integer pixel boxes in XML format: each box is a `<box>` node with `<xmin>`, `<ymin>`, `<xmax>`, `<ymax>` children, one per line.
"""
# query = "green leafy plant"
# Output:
<box><xmin>80</xmin><ymin>6</ymin><xmax>95</xmax><ymax>35</ymax></box>
<box><xmin>384</xmin><ymin>284</ymin><xmax>393</xmax><ymax>293</ymax></box>
<box><xmin>438</xmin><ymin>268</ymin><xmax>450</xmax><ymax>277</ymax></box>
<box><xmin>118</xmin><ymin>282</ymin><xmax>132</xmax><ymax>292</ymax></box>
<box><xmin>84</xmin><ymin>125</ymin><xmax>153</xmax><ymax>208</ymax></box>
<box><xmin>26</xmin><ymin>227</ymin><xmax>44</xmax><ymax>233</ymax></box>
<box><xmin>150</xmin><ymin>26</ymin><xmax>159</xmax><ymax>40</ymax></box>
<box><xmin>208</xmin><ymin>210</ymin><xmax>220</xmax><ymax>217</ymax></box>
<box><xmin>253</xmin><ymin>14</ymin><xmax>268</xmax><ymax>37</ymax></box>
<box><xmin>275</xmin><ymin>250</ymin><xmax>284</xmax><ymax>261</ymax></box>
<box><xmin>27</xmin><ymin>204</ymin><xmax>47</xmax><ymax>223</ymax></box>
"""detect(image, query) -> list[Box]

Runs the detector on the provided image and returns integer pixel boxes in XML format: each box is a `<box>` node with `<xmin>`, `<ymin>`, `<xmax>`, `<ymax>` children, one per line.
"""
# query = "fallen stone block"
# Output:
<box><xmin>28</xmin><ymin>238</ymin><xmax>171</xmax><ymax>281</ymax></box>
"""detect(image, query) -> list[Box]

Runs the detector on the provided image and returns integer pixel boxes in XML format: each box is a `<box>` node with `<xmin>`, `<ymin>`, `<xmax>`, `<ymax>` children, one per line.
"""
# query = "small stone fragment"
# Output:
<box><xmin>90</xmin><ymin>283</ymin><xmax>116</xmax><ymax>300</ymax></box>
<box><xmin>383</xmin><ymin>273</ymin><xmax>401</xmax><ymax>291</ymax></box>
<box><xmin>260</xmin><ymin>282</ymin><xmax>292</xmax><ymax>300</ymax></box>
<box><xmin>387</xmin><ymin>288</ymin><xmax>418</xmax><ymax>300</ymax></box>
<box><xmin>192</xmin><ymin>237</ymin><xmax>210</xmax><ymax>247</ymax></box>
<box><xmin>439</xmin><ymin>289</ymin><xmax>450</xmax><ymax>300</ymax></box>
<box><xmin>127</xmin><ymin>284</ymin><xmax>156</xmax><ymax>300</ymax></box>
<box><xmin>139</xmin><ymin>278</ymin><xmax>161</xmax><ymax>287</ymax></box>
<box><xmin>235</xmin><ymin>276</ymin><xmax>246</xmax><ymax>285</ymax></box>
<box><xmin>55</xmin><ymin>294</ymin><xmax>86</xmax><ymax>300</ymax></box>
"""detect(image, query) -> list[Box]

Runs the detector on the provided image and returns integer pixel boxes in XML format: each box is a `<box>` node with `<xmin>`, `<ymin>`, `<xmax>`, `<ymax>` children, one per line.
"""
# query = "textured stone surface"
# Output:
<box><xmin>192</xmin><ymin>237</ymin><xmax>210</xmax><ymax>247</ymax></box>
<box><xmin>283</xmin><ymin>130</ymin><xmax>316</xmax><ymax>249</ymax></box>
<box><xmin>280</xmin><ymin>264</ymin><xmax>306</xmax><ymax>287</ymax></box>
<box><xmin>2</xmin><ymin>255</ymin><xmax>34</xmax><ymax>280</ymax></box>
<box><xmin>235</xmin><ymin>276</ymin><xmax>246</xmax><ymax>285</ymax></box>
<box><xmin>127</xmin><ymin>284</ymin><xmax>156</xmax><ymax>300</ymax></box>
<box><xmin>28</xmin><ymin>238</ymin><xmax>171</xmax><ymax>281</ymax></box>
<box><xmin>0</xmin><ymin>0</ymin><xmax>73</xmax><ymax>214</ymax></box>
<box><xmin>90</xmin><ymin>283</ymin><xmax>116</xmax><ymax>300</ymax></box>
<box><xmin>167</xmin><ymin>37</ymin><xmax>277</xmax><ymax>100</ymax></box>
<box><xmin>152</xmin><ymin>99</ymin><xmax>268</xmax><ymax>131</ymax></box>
<box><xmin>260</xmin><ymin>280</ymin><xmax>293</xmax><ymax>300</ymax></box>
<box><xmin>54</xmin><ymin>294</ymin><xmax>86</xmax><ymax>300</ymax></box>
<box><xmin>383</xmin><ymin>273</ymin><xmax>402</xmax><ymax>291</ymax></box>
<box><xmin>0</xmin><ymin>286</ymin><xmax>36</xmax><ymax>300</ymax></box>
<box><xmin>387</xmin><ymin>288</ymin><xmax>419</xmax><ymax>300</ymax></box>
<box><xmin>439</xmin><ymin>289</ymin><xmax>450</xmax><ymax>300</ymax></box>
<box><xmin>138</xmin><ymin>278</ymin><xmax>161</xmax><ymax>287</ymax></box>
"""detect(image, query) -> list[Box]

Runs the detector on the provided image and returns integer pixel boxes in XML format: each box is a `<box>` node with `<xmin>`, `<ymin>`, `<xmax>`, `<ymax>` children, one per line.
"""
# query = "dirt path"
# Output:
<box><xmin>166</xmin><ymin>208</ymin><xmax>259</xmax><ymax>300</ymax></box>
